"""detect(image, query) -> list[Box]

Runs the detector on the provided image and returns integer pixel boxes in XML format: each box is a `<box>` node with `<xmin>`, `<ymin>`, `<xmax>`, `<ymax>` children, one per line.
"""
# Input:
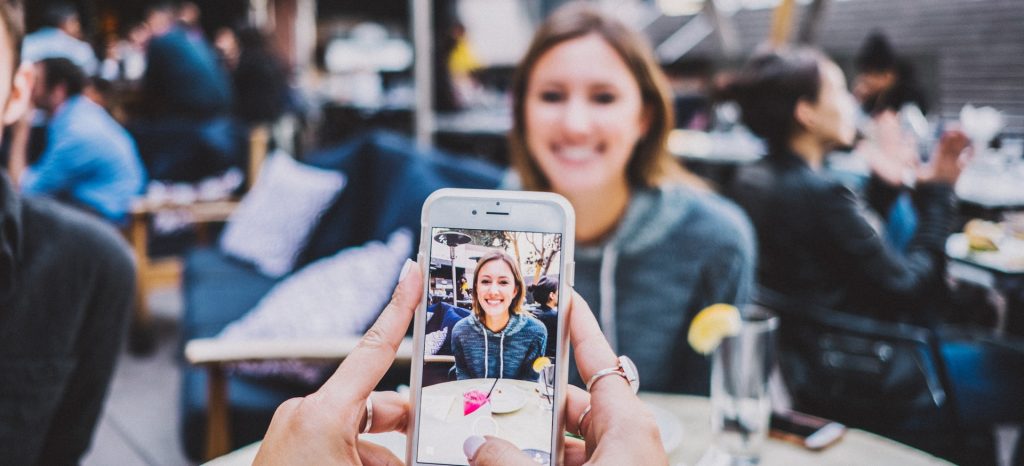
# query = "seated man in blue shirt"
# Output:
<box><xmin>17</xmin><ymin>57</ymin><xmax>146</xmax><ymax>223</ymax></box>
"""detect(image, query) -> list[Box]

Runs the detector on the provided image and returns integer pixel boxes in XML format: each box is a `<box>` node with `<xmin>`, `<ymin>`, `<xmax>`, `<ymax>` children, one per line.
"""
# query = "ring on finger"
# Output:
<box><xmin>576</xmin><ymin>405</ymin><xmax>592</xmax><ymax>437</ymax></box>
<box><xmin>362</xmin><ymin>394</ymin><xmax>374</xmax><ymax>434</ymax></box>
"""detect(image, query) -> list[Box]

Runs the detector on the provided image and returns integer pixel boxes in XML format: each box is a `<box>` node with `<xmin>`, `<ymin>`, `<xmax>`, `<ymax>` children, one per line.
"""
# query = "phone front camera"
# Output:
<box><xmin>496</xmin><ymin>201</ymin><xmax>501</xmax><ymax>206</ymax></box>
<box><xmin>472</xmin><ymin>210</ymin><xmax>477</xmax><ymax>215</ymax></box>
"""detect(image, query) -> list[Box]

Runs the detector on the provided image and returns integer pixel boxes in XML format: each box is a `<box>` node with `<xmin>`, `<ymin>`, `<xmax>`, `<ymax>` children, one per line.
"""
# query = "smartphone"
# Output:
<box><xmin>769</xmin><ymin>410</ymin><xmax>846</xmax><ymax>451</ymax></box>
<box><xmin>407</xmin><ymin>188</ymin><xmax>575</xmax><ymax>466</ymax></box>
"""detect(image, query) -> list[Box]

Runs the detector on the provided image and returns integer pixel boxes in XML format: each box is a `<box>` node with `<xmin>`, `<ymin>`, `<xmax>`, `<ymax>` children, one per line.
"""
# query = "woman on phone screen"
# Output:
<box><xmin>451</xmin><ymin>251</ymin><xmax>547</xmax><ymax>381</ymax></box>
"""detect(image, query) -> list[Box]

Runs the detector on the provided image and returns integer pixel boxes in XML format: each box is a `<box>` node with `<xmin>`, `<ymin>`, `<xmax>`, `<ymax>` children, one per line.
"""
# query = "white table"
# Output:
<box><xmin>205</xmin><ymin>393</ymin><xmax>952</xmax><ymax>465</ymax></box>
<box><xmin>417</xmin><ymin>378</ymin><xmax>552</xmax><ymax>465</ymax></box>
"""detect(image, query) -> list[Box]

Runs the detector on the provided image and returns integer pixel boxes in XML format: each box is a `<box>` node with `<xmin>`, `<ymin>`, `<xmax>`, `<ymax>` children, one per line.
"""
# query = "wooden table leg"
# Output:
<box><xmin>205</xmin><ymin>364</ymin><xmax>232</xmax><ymax>461</ymax></box>
<box><xmin>127</xmin><ymin>211</ymin><xmax>157</xmax><ymax>354</ymax></box>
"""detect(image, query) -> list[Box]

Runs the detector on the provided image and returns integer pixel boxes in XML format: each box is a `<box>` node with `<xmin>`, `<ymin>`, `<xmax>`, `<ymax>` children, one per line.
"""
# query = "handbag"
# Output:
<box><xmin>758</xmin><ymin>292</ymin><xmax>950</xmax><ymax>431</ymax></box>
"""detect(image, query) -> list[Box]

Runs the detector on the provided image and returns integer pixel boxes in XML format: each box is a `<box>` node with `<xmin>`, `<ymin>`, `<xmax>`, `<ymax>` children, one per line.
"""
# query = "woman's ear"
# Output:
<box><xmin>793</xmin><ymin>99</ymin><xmax>816</xmax><ymax>133</ymax></box>
<box><xmin>2</xmin><ymin>62</ymin><xmax>34</xmax><ymax>126</ymax></box>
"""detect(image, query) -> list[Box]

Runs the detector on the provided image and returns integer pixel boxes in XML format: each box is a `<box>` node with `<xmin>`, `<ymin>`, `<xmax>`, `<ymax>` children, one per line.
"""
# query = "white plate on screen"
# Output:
<box><xmin>646</xmin><ymin>402</ymin><xmax>685</xmax><ymax>453</ymax></box>
<box><xmin>475</xmin><ymin>384</ymin><xmax>528</xmax><ymax>413</ymax></box>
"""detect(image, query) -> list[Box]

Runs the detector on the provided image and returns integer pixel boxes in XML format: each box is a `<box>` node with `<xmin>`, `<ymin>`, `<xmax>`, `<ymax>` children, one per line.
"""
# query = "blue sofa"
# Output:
<box><xmin>179</xmin><ymin>131</ymin><xmax>504</xmax><ymax>459</ymax></box>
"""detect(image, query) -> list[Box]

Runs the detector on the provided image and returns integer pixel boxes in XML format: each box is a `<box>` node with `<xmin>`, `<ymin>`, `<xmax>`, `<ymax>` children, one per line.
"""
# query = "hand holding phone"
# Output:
<box><xmin>253</xmin><ymin>259</ymin><xmax>423</xmax><ymax>465</ymax></box>
<box><xmin>467</xmin><ymin>292</ymin><xmax>668</xmax><ymax>466</ymax></box>
<box><xmin>409</xmin><ymin>189</ymin><xmax>575</xmax><ymax>465</ymax></box>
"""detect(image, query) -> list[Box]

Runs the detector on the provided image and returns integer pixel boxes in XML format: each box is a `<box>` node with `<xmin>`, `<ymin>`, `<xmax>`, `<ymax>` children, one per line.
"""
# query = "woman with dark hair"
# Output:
<box><xmin>451</xmin><ymin>251</ymin><xmax>547</xmax><ymax>380</ymax></box>
<box><xmin>506</xmin><ymin>1</ymin><xmax>755</xmax><ymax>395</ymax></box>
<box><xmin>724</xmin><ymin>48</ymin><xmax>1023</xmax><ymax>461</ymax></box>
<box><xmin>724</xmin><ymin>47</ymin><xmax>966</xmax><ymax>317</ymax></box>
<box><xmin>854</xmin><ymin>31</ymin><xmax>929</xmax><ymax>116</ymax></box>
<box><xmin>529</xmin><ymin>275</ymin><xmax>558</xmax><ymax>357</ymax></box>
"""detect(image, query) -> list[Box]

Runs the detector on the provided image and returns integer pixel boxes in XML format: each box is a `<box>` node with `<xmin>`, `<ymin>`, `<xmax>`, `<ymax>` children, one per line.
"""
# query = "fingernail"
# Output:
<box><xmin>398</xmin><ymin>259</ymin><xmax>414</xmax><ymax>282</ymax></box>
<box><xmin>463</xmin><ymin>435</ymin><xmax>485</xmax><ymax>461</ymax></box>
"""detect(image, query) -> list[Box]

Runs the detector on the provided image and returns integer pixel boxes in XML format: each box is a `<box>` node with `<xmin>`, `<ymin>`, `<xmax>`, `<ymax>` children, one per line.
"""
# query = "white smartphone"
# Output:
<box><xmin>407</xmin><ymin>188</ymin><xmax>575</xmax><ymax>466</ymax></box>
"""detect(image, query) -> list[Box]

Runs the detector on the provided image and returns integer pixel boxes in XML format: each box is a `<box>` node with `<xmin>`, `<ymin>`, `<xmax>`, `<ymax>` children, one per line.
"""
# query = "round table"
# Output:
<box><xmin>205</xmin><ymin>393</ymin><xmax>952</xmax><ymax>465</ymax></box>
<box><xmin>640</xmin><ymin>393</ymin><xmax>952</xmax><ymax>465</ymax></box>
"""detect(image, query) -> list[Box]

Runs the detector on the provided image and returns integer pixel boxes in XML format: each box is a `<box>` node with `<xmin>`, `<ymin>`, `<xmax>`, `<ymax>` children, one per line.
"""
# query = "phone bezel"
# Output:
<box><xmin>407</xmin><ymin>188</ymin><xmax>576</xmax><ymax>466</ymax></box>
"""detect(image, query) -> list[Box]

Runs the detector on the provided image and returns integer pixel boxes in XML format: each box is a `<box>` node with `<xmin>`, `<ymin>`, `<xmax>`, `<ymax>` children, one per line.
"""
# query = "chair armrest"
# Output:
<box><xmin>130</xmin><ymin>198</ymin><xmax>240</xmax><ymax>224</ymax></box>
<box><xmin>185</xmin><ymin>337</ymin><xmax>416</xmax><ymax>365</ymax></box>
<box><xmin>188</xmin><ymin>335</ymin><xmax>415</xmax><ymax>460</ymax></box>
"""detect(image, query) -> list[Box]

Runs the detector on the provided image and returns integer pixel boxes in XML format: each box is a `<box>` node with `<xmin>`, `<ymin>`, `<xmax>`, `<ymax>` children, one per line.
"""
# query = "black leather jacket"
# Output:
<box><xmin>725</xmin><ymin>151</ymin><xmax>957</xmax><ymax>320</ymax></box>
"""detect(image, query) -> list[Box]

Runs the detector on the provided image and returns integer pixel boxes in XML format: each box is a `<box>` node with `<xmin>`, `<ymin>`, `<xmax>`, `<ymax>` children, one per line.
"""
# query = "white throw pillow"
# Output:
<box><xmin>219</xmin><ymin>151</ymin><xmax>345</xmax><ymax>277</ymax></box>
<box><xmin>217</xmin><ymin>230</ymin><xmax>414</xmax><ymax>384</ymax></box>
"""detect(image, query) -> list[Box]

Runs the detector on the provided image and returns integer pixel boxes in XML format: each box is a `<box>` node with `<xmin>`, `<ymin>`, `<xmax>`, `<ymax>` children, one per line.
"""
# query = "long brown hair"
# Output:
<box><xmin>508</xmin><ymin>1</ymin><xmax>697</xmax><ymax>191</ymax></box>
<box><xmin>470</xmin><ymin>251</ymin><xmax>526</xmax><ymax>320</ymax></box>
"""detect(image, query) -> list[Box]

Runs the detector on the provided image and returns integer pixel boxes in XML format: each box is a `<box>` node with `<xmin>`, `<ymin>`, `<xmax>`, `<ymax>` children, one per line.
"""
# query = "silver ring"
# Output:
<box><xmin>585</xmin><ymin>355</ymin><xmax>640</xmax><ymax>394</ymax></box>
<box><xmin>361</xmin><ymin>395</ymin><xmax>374</xmax><ymax>434</ymax></box>
<box><xmin>576</xmin><ymin>405</ymin><xmax>592</xmax><ymax>437</ymax></box>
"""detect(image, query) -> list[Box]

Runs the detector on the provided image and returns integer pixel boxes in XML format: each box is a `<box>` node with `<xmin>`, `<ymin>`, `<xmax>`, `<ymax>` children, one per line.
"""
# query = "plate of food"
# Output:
<box><xmin>470</xmin><ymin>383</ymin><xmax>528</xmax><ymax>414</ymax></box>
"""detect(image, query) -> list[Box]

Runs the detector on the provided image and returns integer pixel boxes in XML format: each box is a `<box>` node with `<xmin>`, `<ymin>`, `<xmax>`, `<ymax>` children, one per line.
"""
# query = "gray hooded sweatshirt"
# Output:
<box><xmin>572</xmin><ymin>184</ymin><xmax>756</xmax><ymax>394</ymax></box>
<box><xmin>451</xmin><ymin>312</ymin><xmax>548</xmax><ymax>381</ymax></box>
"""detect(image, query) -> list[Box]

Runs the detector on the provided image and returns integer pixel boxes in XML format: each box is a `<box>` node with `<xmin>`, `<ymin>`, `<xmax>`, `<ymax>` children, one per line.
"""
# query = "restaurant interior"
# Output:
<box><xmin>7</xmin><ymin>0</ymin><xmax>1024</xmax><ymax>465</ymax></box>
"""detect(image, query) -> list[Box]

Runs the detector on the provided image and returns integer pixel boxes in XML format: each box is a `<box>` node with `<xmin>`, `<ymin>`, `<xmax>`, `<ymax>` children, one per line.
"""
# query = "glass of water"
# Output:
<box><xmin>537</xmin><ymin>364</ymin><xmax>555</xmax><ymax>410</ymax></box>
<box><xmin>707</xmin><ymin>307</ymin><xmax>778</xmax><ymax>465</ymax></box>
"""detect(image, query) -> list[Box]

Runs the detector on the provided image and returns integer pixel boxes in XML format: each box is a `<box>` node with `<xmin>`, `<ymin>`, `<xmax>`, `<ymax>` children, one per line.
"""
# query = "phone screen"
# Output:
<box><xmin>416</xmin><ymin>227</ymin><xmax>563</xmax><ymax>466</ymax></box>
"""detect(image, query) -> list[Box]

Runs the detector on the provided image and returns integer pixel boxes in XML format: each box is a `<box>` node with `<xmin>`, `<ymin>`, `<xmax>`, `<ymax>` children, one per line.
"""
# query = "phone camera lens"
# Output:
<box><xmin>472</xmin><ymin>210</ymin><xmax>477</xmax><ymax>215</ymax></box>
<box><xmin>496</xmin><ymin>201</ymin><xmax>501</xmax><ymax>206</ymax></box>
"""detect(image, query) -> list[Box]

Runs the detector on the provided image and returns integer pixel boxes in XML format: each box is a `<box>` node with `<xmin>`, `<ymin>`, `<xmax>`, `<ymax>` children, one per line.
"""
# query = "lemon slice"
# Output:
<box><xmin>688</xmin><ymin>304</ymin><xmax>742</xmax><ymax>355</ymax></box>
<box><xmin>532</xmin><ymin>356</ymin><xmax>552</xmax><ymax>373</ymax></box>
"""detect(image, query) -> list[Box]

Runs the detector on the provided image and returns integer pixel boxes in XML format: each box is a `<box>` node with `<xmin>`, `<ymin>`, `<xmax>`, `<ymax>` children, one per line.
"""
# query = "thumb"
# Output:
<box><xmin>464</xmin><ymin>435</ymin><xmax>537</xmax><ymax>466</ymax></box>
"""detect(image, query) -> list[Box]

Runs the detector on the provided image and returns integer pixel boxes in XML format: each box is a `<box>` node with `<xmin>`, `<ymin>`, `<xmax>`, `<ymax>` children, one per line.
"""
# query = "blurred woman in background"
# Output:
<box><xmin>723</xmin><ymin>47</ymin><xmax>1022</xmax><ymax>463</ymax></box>
<box><xmin>724</xmin><ymin>47</ymin><xmax>964</xmax><ymax>321</ymax></box>
<box><xmin>506</xmin><ymin>1</ymin><xmax>755</xmax><ymax>394</ymax></box>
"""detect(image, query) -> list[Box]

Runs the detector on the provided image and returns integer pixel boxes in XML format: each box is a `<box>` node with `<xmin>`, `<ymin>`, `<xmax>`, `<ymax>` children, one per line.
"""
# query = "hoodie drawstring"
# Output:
<box><xmin>599</xmin><ymin>242</ymin><xmax>619</xmax><ymax>351</ymax></box>
<box><xmin>482</xmin><ymin>329</ymin><xmax>507</xmax><ymax>379</ymax></box>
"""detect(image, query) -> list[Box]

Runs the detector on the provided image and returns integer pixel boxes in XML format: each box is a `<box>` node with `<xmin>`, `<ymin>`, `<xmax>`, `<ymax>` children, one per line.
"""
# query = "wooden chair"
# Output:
<box><xmin>184</xmin><ymin>336</ymin><xmax>415</xmax><ymax>460</ymax></box>
<box><xmin>124</xmin><ymin>125</ymin><xmax>271</xmax><ymax>353</ymax></box>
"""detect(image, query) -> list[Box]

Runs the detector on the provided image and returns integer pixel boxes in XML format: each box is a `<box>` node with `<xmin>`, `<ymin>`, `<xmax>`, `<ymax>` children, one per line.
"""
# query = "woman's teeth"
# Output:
<box><xmin>558</xmin><ymin>147</ymin><xmax>595</xmax><ymax>161</ymax></box>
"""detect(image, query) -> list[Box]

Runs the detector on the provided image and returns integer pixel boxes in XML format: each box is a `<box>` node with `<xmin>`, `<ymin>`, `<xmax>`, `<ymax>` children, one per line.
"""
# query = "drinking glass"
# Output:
<box><xmin>537</xmin><ymin>364</ymin><xmax>555</xmax><ymax>410</ymax></box>
<box><xmin>706</xmin><ymin>307</ymin><xmax>778</xmax><ymax>465</ymax></box>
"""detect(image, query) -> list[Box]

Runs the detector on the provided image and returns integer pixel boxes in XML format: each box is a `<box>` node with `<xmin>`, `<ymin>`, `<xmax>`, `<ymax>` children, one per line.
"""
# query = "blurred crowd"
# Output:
<box><xmin>4</xmin><ymin>1</ymin><xmax>296</xmax><ymax>224</ymax></box>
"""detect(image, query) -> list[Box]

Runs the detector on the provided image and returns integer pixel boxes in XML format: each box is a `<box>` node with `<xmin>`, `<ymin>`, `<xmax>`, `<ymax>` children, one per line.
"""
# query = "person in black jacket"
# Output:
<box><xmin>724</xmin><ymin>48</ymin><xmax>967</xmax><ymax>318</ymax></box>
<box><xmin>723</xmin><ymin>47</ymin><xmax>1023</xmax><ymax>461</ymax></box>
<box><xmin>0</xmin><ymin>2</ymin><xmax>135</xmax><ymax>464</ymax></box>
<box><xmin>528</xmin><ymin>275</ymin><xmax>558</xmax><ymax>357</ymax></box>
